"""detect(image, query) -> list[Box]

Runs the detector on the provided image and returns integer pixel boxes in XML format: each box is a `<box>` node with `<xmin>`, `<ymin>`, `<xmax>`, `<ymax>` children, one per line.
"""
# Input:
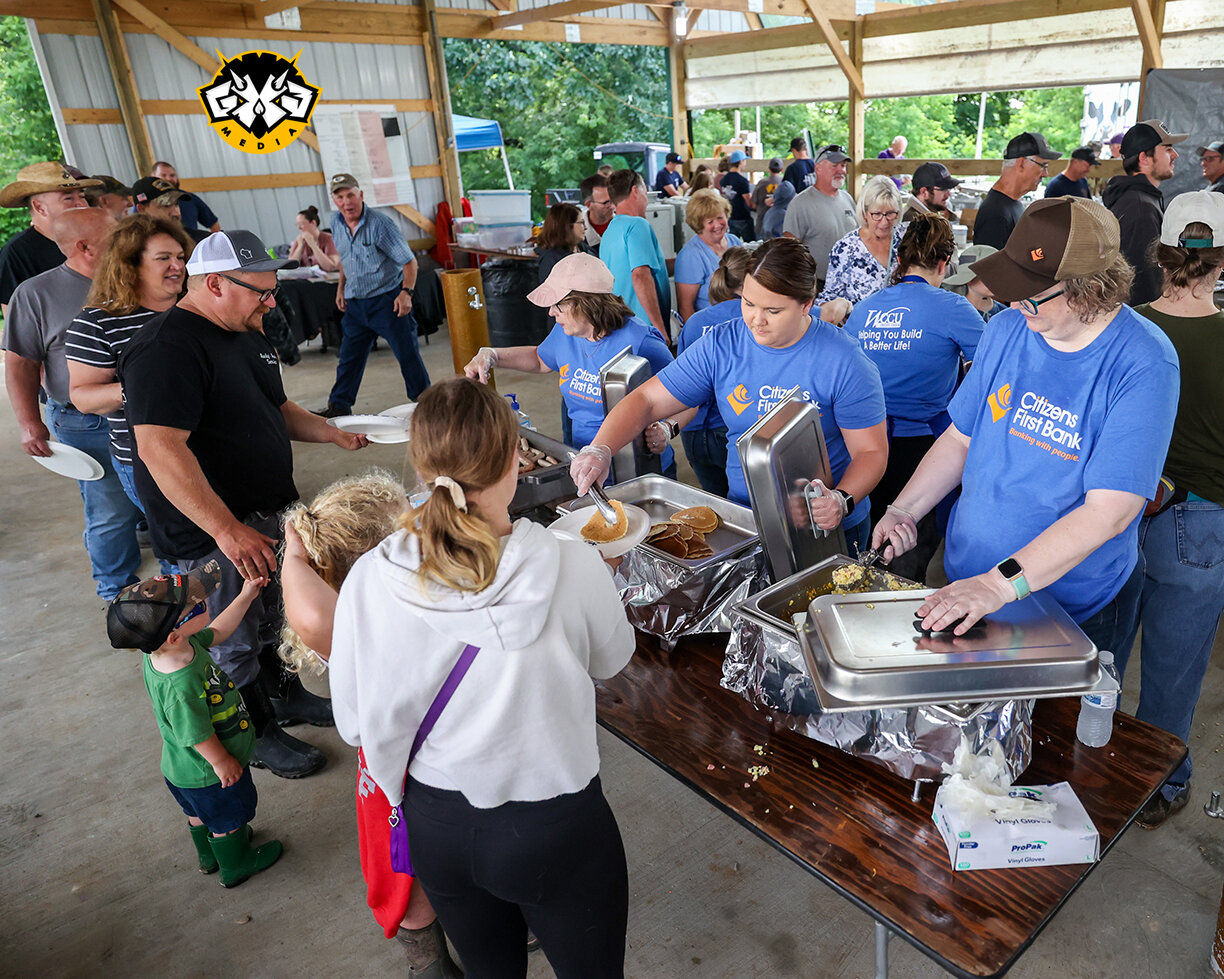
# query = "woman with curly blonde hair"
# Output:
<box><xmin>279</xmin><ymin>470</ymin><xmax>463</xmax><ymax>976</ymax></box>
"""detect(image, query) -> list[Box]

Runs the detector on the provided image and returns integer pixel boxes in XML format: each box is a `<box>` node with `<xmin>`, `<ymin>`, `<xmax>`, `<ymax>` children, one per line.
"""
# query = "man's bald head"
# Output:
<box><xmin>52</xmin><ymin>207</ymin><xmax>115</xmax><ymax>275</ymax></box>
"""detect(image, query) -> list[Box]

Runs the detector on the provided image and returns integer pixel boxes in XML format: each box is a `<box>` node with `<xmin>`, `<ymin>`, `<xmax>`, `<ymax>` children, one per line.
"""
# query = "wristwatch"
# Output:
<box><xmin>662</xmin><ymin>419</ymin><xmax>680</xmax><ymax>440</ymax></box>
<box><xmin>996</xmin><ymin>557</ymin><xmax>1030</xmax><ymax>599</ymax></box>
<box><xmin>832</xmin><ymin>488</ymin><xmax>855</xmax><ymax>517</ymax></box>
<box><xmin>399</xmin><ymin>286</ymin><xmax>413</xmax><ymax>294</ymax></box>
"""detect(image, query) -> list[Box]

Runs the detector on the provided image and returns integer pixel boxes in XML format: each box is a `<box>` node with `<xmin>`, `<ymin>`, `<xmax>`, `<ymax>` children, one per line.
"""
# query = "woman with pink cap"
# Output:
<box><xmin>464</xmin><ymin>252</ymin><xmax>692</xmax><ymax>480</ymax></box>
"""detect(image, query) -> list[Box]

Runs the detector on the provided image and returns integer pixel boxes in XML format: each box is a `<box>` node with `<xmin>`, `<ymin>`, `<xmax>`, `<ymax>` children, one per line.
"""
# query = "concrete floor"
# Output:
<box><xmin>2</xmin><ymin>323</ymin><xmax>1222</xmax><ymax>979</ymax></box>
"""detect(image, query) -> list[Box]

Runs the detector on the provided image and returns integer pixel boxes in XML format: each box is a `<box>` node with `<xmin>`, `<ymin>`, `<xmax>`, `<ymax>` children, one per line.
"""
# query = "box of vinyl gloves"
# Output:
<box><xmin>932</xmin><ymin>740</ymin><xmax>1098</xmax><ymax>871</ymax></box>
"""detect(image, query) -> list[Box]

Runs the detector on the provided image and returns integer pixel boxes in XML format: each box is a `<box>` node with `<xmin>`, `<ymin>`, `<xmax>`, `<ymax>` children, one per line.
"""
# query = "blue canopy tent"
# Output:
<box><xmin>451</xmin><ymin>114</ymin><xmax>514</xmax><ymax>194</ymax></box>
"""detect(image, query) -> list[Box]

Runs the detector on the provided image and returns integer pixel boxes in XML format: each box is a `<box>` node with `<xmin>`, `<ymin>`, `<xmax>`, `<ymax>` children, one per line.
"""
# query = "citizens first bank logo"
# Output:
<box><xmin>558</xmin><ymin>364</ymin><xmax>570</xmax><ymax>387</ymax></box>
<box><xmin>726</xmin><ymin>384</ymin><xmax>752</xmax><ymax>415</ymax></box>
<box><xmin>988</xmin><ymin>383</ymin><xmax>1012</xmax><ymax>422</ymax></box>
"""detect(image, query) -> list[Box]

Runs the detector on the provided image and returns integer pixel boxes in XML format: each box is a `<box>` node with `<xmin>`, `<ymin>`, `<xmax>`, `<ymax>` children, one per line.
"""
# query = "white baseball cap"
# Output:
<box><xmin>1159</xmin><ymin>191</ymin><xmax>1224</xmax><ymax>248</ymax></box>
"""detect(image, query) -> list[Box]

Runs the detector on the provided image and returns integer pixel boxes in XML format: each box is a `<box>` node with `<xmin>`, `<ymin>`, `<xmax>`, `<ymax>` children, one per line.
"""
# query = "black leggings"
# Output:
<box><xmin>403</xmin><ymin>775</ymin><xmax>628</xmax><ymax>979</ymax></box>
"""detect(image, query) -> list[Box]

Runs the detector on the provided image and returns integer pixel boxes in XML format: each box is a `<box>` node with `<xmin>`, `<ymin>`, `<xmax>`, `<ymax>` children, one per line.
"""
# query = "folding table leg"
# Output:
<box><xmin>875</xmin><ymin>920</ymin><xmax>892</xmax><ymax>979</ymax></box>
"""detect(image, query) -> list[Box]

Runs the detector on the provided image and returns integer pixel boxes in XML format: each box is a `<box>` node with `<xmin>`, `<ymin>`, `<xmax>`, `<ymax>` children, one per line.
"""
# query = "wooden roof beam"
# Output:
<box><xmin>860</xmin><ymin>0</ymin><xmax>1128</xmax><ymax>38</ymax></box>
<box><xmin>1130</xmin><ymin>0</ymin><xmax>1163</xmax><ymax>70</ymax></box>
<box><xmin>257</xmin><ymin>0</ymin><xmax>321</xmax><ymax>18</ymax></box>
<box><xmin>802</xmin><ymin>0</ymin><xmax>863</xmax><ymax>98</ymax></box>
<box><xmin>489</xmin><ymin>0</ymin><xmax>626</xmax><ymax>31</ymax></box>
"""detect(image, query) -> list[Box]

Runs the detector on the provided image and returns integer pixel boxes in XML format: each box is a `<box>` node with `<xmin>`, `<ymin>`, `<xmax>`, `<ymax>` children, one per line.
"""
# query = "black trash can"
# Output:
<box><xmin>482</xmin><ymin>259</ymin><xmax>551</xmax><ymax>347</ymax></box>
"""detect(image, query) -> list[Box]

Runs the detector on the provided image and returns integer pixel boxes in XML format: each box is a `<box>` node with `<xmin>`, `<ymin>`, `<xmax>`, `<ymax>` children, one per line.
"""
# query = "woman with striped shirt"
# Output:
<box><xmin>66</xmin><ymin>215</ymin><xmax>192</xmax><ymax>539</ymax></box>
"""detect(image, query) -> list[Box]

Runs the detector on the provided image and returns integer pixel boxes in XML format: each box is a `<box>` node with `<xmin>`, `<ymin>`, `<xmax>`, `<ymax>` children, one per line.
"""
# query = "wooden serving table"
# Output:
<box><xmin>595</xmin><ymin>632</ymin><xmax>1187</xmax><ymax>979</ymax></box>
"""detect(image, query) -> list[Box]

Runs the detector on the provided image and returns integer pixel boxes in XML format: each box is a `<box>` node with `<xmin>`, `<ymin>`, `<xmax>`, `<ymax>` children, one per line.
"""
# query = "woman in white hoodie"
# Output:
<box><xmin>330</xmin><ymin>377</ymin><xmax>636</xmax><ymax>979</ymax></box>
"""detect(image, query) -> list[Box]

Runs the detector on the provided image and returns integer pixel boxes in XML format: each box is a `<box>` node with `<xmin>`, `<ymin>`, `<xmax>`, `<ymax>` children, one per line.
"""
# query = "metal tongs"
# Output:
<box><xmin>586</xmin><ymin>481</ymin><xmax>619</xmax><ymax>526</ymax></box>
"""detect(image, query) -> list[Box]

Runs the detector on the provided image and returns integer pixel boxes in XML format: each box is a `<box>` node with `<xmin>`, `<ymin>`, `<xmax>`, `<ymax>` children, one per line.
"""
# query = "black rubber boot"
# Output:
<box><xmin>242</xmin><ymin>679</ymin><xmax>327</xmax><ymax>779</ymax></box>
<box><xmin>258</xmin><ymin>646</ymin><xmax>334</xmax><ymax>728</ymax></box>
<box><xmin>208</xmin><ymin>824</ymin><xmax>283</xmax><ymax>888</ymax></box>
<box><xmin>189</xmin><ymin>823</ymin><xmax>218</xmax><ymax>874</ymax></box>
<box><xmin>395</xmin><ymin>919</ymin><xmax>464</xmax><ymax>978</ymax></box>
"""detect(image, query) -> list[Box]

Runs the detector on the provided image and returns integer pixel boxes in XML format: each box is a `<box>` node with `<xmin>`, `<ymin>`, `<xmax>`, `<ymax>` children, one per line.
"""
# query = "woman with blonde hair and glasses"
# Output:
<box><xmin>872</xmin><ymin>197</ymin><xmax>1179</xmax><ymax>658</ymax></box>
<box><xmin>329</xmin><ymin>378</ymin><xmax>635</xmax><ymax>978</ymax></box>
<box><xmin>817</xmin><ymin>174</ymin><xmax>905</xmax><ymax>323</ymax></box>
<box><xmin>66</xmin><ymin>214</ymin><xmax>192</xmax><ymax>530</ymax></box>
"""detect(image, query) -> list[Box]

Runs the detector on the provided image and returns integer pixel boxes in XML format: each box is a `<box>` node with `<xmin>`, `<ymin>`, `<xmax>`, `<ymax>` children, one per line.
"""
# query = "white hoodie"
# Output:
<box><xmin>330</xmin><ymin>519</ymin><xmax>635</xmax><ymax>808</ymax></box>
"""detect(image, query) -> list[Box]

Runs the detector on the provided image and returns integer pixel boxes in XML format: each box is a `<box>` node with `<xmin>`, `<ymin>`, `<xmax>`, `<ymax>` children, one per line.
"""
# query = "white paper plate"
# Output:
<box><xmin>548</xmin><ymin>503</ymin><xmax>651</xmax><ymax>559</ymax></box>
<box><xmin>366</xmin><ymin>430</ymin><xmax>411</xmax><ymax>444</ymax></box>
<box><xmin>32</xmin><ymin>442</ymin><xmax>105</xmax><ymax>481</ymax></box>
<box><xmin>380</xmin><ymin>402</ymin><xmax>417</xmax><ymax>422</ymax></box>
<box><xmin>326</xmin><ymin>414</ymin><xmax>410</xmax><ymax>437</ymax></box>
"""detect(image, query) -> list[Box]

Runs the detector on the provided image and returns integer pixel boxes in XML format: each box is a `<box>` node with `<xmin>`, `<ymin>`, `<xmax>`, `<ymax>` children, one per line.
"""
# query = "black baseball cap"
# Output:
<box><xmin>107</xmin><ymin>563</ymin><xmax>223</xmax><ymax>652</ymax></box>
<box><xmin>1070</xmin><ymin>147</ymin><xmax>1102</xmax><ymax>166</ymax></box>
<box><xmin>131</xmin><ymin>176</ymin><xmax>191</xmax><ymax>205</ymax></box>
<box><xmin>1121</xmin><ymin>119</ymin><xmax>1188</xmax><ymax>159</ymax></box>
<box><xmin>912</xmin><ymin>162</ymin><xmax>961</xmax><ymax>191</ymax></box>
<box><xmin>1003</xmin><ymin>132</ymin><xmax>1061</xmax><ymax>161</ymax></box>
<box><xmin>665</xmin><ymin>152</ymin><xmax>681</xmax><ymax>164</ymax></box>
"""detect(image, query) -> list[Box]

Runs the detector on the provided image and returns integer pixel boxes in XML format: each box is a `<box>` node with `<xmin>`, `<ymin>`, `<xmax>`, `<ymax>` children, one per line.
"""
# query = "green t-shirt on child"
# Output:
<box><xmin>142</xmin><ymin>628</ymin><xmax>256</xmax><ymax>788</ymax></box>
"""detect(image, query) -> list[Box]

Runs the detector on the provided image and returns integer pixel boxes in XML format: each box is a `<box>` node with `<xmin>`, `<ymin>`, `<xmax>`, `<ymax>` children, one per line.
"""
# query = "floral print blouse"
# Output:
<box><xmin>817</xmin><ymin>223</ymin><xmax>907</xmax><ymax>305</ymax></box>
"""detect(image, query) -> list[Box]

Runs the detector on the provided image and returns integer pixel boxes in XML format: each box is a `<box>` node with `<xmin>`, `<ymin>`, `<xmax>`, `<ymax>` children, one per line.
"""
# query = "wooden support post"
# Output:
<box><xmin>803</xmin><ymin>0</ymin><xmax>864</xmax><ymax>99</ymax></box>
<box><xmin>847</xmin><ymin>20</ymin><xmax>864</xmax><ymax>194</ymax></box>
<box><xmin>422</xmin><ymin>0</ymin><xmax>464</xmax><ymax>213</ymax></box>
<box><xmin>1135</xmin><ymin>0</ymin><xmax>1166</xmax><ymax>117</ymax></box>
<box><xmin>669</xmin><ymin>12</ymin><xmax>690</xmax><ymax>162</ymax></box>
<box><xmin>90</xmin><ymin>0</ymin><xmax>154</xmax><ymax>177</ymax></box>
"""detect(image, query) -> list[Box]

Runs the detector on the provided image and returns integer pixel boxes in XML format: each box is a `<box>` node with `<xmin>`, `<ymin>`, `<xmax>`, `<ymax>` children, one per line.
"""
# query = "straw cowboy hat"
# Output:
<box><xmin>0</xmin><ymin>162</ymin><xmax>102</xmax><ymax>208</ymax></box>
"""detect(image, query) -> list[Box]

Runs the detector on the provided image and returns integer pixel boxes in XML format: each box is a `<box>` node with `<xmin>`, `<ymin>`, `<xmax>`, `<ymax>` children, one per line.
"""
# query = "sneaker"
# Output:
<box><xmin>1136</xmin><ymin>784</ymin><xmax>1190</xmax><ymax>830</ymax></box>
<box><xmin>311</xmin><ymin>402</ymin><xmax>351</xmax><ymax>418</ymax></box>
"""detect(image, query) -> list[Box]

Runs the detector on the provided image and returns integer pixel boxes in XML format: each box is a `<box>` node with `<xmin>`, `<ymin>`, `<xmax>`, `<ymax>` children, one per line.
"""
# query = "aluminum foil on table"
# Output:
<box><xmin>722</xmin><ymin>611</ymin><xmax>1033</xmax><ymax>783</ymax></box>
<box><xmin>614</xmin><ymin>545</ymin><xmax>767</xmax><ymax>642</ymax></box>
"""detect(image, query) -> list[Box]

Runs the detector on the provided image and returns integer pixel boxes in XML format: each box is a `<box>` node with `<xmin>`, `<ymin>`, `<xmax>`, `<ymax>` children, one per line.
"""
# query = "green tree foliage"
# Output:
<box><xmin>443</xmin><ymin>38</ymin><xmax>669</xmax><ymax>219</ymax></box>
<box><xmin>0</xmin><ymin>17</ymin><xmax>62</xmax><ymax>243</ymax></box>
<box><xmin>690</xmin><ymin>87</ymin><xmax>1086</xmax><ymax>162</ymax></box>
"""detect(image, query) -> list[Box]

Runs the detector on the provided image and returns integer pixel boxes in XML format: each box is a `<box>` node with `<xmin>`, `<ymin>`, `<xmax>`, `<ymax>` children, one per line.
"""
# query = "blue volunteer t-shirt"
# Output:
<box><xmin>658</xmin><ymin>316</ymin><xmax>886</xmax><ymax>525</ymax></box>
<box><xmin>537</xmin><ymin>316</ymin><xmax>675</xmax><ymax>472</ymax></box>
<box><xmin>945</xmin><ymin>306</ymin><xmax>1179</xmax><ymax>622</ymax></box>
<box><xmin>721</xmin><ymin>171</ymin><xmax>753</xmax><ymax>223</ymax></box>
<box><xmin>844</xmin><ymin>280</ymin><xmax>984</xmax><ymax>437</ymax></box>
<box><xmin>654</xmin><ymin>168</ymin><xmax>683</xmax><ymax>195</ymax></box>
<box><xmin>1043</xmin><ymin>174</ymin><xmax>1092</xmax><ymax>199</ymax></box>
<box><xmin>598</xmin><ymin>215</ymin><xmax>671</xmax><ymax>327</ymax></box>
<box><xmin>676</xmin><ymin>298</ymin><xmax>740</xmax><ymax>432</ymax></box>
<box><xmin>674</xmin><ymin>235</ymin><xmax>743</xmax><ymax>313</ymax></box>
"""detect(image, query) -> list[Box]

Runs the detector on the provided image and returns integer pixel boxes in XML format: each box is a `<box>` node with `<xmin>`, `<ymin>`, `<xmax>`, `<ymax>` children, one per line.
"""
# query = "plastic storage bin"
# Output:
<box><xmin>469</xmin><ymin>190</ymin><xmax>531</xmax><ymax>226</ymax></box>
<box><xmin>476</xmin><ymin>223</ymin><xmax>533</xmax><ymax>250</ymax></box>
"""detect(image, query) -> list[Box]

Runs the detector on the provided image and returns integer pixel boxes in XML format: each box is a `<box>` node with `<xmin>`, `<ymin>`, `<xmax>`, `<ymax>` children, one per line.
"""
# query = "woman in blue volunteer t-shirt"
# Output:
<box><xmin>463</xmin><ymin>252</ymin><xmax>686</xmax><ymax>480</ymax></box>
<box><xmin>675</xmin><ymin>246</ymin><xmax>753</xmax><ymax>498</ymax></box>
<box><xmin>570</xmin><ymin>237</ymin><xmax>888</xmax><ymax>555</ymax></box>
<box><xmin>844</xmin><ymin>215</ymin><xmax>984</xmax><ymax>581</ymax></box>
<box><xmin>871</xmin><ymin>197</ymin><xmax>1179</xmax><ymax>656</ymax></box>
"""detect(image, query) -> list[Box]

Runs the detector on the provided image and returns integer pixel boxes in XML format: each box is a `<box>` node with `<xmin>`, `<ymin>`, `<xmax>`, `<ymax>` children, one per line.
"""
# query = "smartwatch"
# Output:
<box><xmin>996</xmin><ymin>557</ymin><xmax>1030</xmax><ymax>599</ymax></box>
<box><xmin>399</xmin><ymin>286</ymin><xmax>413</xmax><ymax>294</ymax></box>
<box><xmin>832</xmin><ymin>488</ymin><xmax>855</xmax><ymax>517</ymax></box>
<box><xmin>663</xmin><ymin>419</ymin><xmax>680</xmax><ymax>440</ymax></box>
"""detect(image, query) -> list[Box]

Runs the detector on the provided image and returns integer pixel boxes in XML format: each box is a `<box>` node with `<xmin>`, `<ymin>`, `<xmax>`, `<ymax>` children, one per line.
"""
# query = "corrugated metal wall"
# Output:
<box><xmin>32</xmin><ymin>23</ymin><xmax>443</xmax><ymax>248</ymax></box>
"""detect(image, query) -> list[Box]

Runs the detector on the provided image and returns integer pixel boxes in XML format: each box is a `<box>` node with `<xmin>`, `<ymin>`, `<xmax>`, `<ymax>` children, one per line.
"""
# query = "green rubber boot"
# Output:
<box><xmin>208</xmin><ymin>825</ymin><xmax>284</xmax><ymax>888</ymax></box>
<box><xmin>189</xmin><ymin>823</ymin><xmax>219</xmax><ymax>874</ymax></box>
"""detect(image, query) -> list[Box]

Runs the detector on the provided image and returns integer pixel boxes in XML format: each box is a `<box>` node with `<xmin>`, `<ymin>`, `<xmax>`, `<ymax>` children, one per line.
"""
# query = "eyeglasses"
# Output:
<box><xmin>867</xmin><ymin>210</ymin><xmax>899</xmax><ymax>221</ymax></box>
<box><xmin>1018</xmin><ymin>288</ymin><xmax>1065</xmax><ymax>314</ymax></box>
<box><xmin>218</xmin><ymin>273</ymin><xmax>278</xmax><ymax>304</ymax></box>
<box><xmin>1026</xmin><ymin>157</ymin><xmax>1051</xmax><ymax>172</ymax></box>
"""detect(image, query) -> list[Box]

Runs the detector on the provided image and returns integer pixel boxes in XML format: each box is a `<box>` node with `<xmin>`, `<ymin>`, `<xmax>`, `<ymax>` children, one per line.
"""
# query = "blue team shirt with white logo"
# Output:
<box><xmin>945</xmin><ymin>305</ymin><xmax>1179</xmax><ymax>621</ymax></box>
<box><xmin>657</xmin><ymin>315</ymin><xmax>886</xmax><ymax>524</ymax></box>
<box><xmin>844</xmin><ymin>280</ymin><xmax>984</xmax><ymax>437</ymax></box>
<box><xmin>537</xmin><ymin>316</ymin><xmax>675</xmax><ymax>471</ymax></box>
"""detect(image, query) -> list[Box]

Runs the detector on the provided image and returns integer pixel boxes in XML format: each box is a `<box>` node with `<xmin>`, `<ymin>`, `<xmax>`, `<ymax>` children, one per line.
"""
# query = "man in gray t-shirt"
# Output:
<box><xmin>782</xmin><ymin>144</ymin><xmax>858</xmax><ymax>282</ymax></box>
<box><xmin>3</xmin><ymin>207</ymin><xmax>141</xmax><ymax>599</ymax></box>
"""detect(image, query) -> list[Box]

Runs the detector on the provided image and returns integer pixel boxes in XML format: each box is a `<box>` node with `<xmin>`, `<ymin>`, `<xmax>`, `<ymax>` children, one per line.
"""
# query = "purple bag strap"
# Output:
<box><xmin>409</xmin><ymin>643</ymin><xmax>479</xmax><ymax>764</ymax></box>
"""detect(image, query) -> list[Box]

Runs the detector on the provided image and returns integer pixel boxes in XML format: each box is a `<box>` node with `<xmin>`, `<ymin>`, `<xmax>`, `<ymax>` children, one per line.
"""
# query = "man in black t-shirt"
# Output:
<box><xmin>0</xmin><ymin>162</ymin><xmax>99</xmax><ymax>312</ymax></box>
<box><xmin>972</xmin><ymin>132</ymin><xmax>1060</xmax><ymax>249</ymax></box>
<box><xmin>120</xmin><ymin>230</ymin><xmax>369</xmax><ymax>779</ymax></box>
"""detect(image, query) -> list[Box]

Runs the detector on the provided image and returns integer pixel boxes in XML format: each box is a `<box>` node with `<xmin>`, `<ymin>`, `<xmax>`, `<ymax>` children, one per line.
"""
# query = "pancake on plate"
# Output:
<box><xmin>581</xmin><ymin>500</ymin><xmax>628</xmax><ymax>543</ymax></box>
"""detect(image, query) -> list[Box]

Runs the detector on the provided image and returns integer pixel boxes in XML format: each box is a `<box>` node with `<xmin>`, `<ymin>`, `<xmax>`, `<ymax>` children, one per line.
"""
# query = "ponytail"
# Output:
<box><xmin>708</xmin><ymin>246</ymin><xmax>753</xmax><ymax>304</ymax></box>
<box><xmin>890</xmin><ymin>214</ymin><xmax>955</xmax><ymax>286</ymax></box>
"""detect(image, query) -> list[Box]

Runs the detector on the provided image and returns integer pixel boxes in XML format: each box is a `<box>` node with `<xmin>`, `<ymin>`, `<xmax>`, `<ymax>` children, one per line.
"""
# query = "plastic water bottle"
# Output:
<box><xmin>505</xmin><ymin>393</ymin><xmax>534</xmax><ymax>430</ymax></box>
<box><xmin>1077</xmin><ymin>650</ymin><xmax>1121</xmax><ymax>748</ymax></box>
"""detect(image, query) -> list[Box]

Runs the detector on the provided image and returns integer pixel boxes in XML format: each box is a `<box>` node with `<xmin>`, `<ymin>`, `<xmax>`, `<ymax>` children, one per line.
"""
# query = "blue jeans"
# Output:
<box><xmin>329</xmin><ymin>289</ymin><xmax>430</xmax><ymax>409</ymax></box>
<box><xmin>1113</xmin><ymin>503</ymin><xmax>1224</xmax><ymax>796</ymax></box>
<box><xmin>681</xmin><ymin>427</ymin><xmax>729</xmax><ymax>498</ymax></box>
<box><xmin>46</xmin><ymin>400</ymin><xmax>142</xmax><ymax>599</ymax></box>
<box><xmin>114</xmin><ymin>458</ymin><xmax>177</xmax><ymax>576</ymax></box>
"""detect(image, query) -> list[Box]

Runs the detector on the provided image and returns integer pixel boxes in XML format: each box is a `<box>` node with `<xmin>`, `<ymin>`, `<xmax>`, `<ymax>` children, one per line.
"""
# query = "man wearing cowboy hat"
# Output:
<box><xmin>0</xmin><ymin>161</ymin><xmax>99</xmax><ymax>313</ymax></box>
